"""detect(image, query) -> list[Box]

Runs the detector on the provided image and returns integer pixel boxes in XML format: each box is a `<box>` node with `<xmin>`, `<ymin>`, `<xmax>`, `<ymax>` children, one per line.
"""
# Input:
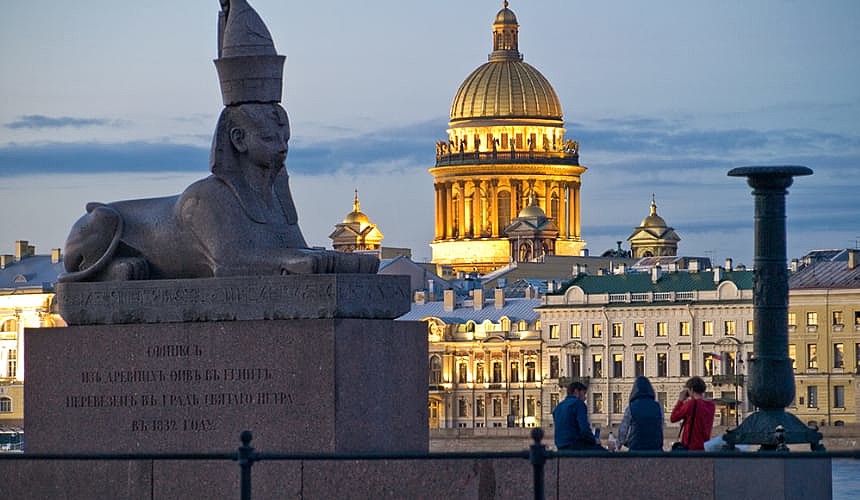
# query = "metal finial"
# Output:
<box><xmin>503</xmin><ymin>1</ymin><xmax>509</xmax><ymax>9</ymax></box>
<box><xmin>353</xmin><ymin>189</ymin><xmax>360</xmax><ymax>212</ymax></box>
<box><xmin>650</xmin><ymin>194</ymin><xmax>657</xmax><ymax>215</ymax></box>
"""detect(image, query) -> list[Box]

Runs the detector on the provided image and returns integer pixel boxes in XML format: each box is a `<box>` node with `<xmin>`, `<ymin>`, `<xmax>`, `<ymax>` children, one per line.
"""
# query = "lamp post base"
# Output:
<box><xmin>722</xmin><ymin>410</ymin><xmax>824</xmax><ymax>451</ymax></box>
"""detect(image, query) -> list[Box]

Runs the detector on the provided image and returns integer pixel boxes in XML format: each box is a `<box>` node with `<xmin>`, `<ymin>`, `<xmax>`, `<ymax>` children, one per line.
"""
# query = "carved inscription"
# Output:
<box><xmin>66</xmin><ymin>343</ymin><xmax>293</xmax><ymax>434</ymax></box>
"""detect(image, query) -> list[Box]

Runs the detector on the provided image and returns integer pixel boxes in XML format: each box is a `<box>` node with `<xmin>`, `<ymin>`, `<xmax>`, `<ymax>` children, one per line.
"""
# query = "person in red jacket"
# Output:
<box><xmin>670</xmin><ymin>376</ymin><xmax>716</xmax><ymax>450</ymax></box>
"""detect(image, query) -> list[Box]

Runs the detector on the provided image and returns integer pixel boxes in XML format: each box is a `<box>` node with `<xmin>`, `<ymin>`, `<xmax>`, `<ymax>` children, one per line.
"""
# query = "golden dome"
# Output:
<box><xmin>640</xmin><ymin>196</ymin><xmax>668</xmax><ymax>228</ymax></box>
<box><xmin>449</xmin><ymin>2</ymin><xmax>563</xmax><ymax>123</ymax></box>
<box><xmin>343</xmin><ymin>190</ymin><xmax>370</xmax><ymax>225</ymax></box>
<box><xmin>517</xmin><ymin>194</ymin><xmax>547</xmax><ymax>218</ymax></box>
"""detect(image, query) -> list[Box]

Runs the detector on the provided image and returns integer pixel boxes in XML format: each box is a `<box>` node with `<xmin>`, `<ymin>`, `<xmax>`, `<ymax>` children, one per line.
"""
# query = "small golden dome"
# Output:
<box><xmin>343</xmin><ymin>190</ymin><xmax>370</xmax><ymax>225</ymax></box>
<box><xmin>640</xmin><ymin>195</ymin><xmax>668</xmax><ymax>228</ymax></box>
<box><xmin>518</xmin><ymin>194</ymin><xmax>546</xmax><ymax>218</ymax></box>
<box><xmin>495</xmin><ymin>2</ymin><xmax>518</xmax><ymax>24</ymax></box>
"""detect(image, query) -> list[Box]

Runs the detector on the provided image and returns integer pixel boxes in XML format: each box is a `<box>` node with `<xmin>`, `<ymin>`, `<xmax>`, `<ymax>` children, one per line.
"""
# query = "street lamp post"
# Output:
<box><xmin>723</xmin><ymin>166</ymin><xmax>824</xmax><ymax>451</ymax></box>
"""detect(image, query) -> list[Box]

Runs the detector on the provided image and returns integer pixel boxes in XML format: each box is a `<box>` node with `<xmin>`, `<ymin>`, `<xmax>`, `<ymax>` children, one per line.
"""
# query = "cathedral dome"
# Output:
<box><xmin>449</xmin><ymin>2</ymin><xmax>563</xmax><ymax>123</ymax></box>
<box><xmin>518</xmin><ymin>200</ymin><xmax>546</xmax><ymax>219</ymax></box>
<box><xmin>639</xmin><ymin>197</ymin><xmax>667</xmax><ymax>228</ymax></box>
<box><xmin>342</xmin><ymin>190</ymin><xmax>370</xmax><ymax>225</ymax></box>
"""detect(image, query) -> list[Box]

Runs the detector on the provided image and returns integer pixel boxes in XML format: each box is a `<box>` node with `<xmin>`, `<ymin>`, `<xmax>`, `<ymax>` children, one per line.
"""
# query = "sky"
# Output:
<box><xmin>1</xmin><ymin>0</ymin><xmax>859</xmax><ymax>266</ymax></box>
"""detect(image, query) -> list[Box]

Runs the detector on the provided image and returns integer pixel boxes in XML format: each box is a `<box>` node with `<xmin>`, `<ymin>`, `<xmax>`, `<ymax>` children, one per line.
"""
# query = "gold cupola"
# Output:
<box><xmin>627</xmin><ymin>195</ymin><xmax>681</xmax><ymax>258</ymax></box>
<box><xmin>330</xmin><ymin>190</ymin><xmax>384</xmax><ymax>253</ymax></box>
<box><xmin>430</xmin><ymin>1</ymin><xmax>586</xmax><ymax>275</ymax></box>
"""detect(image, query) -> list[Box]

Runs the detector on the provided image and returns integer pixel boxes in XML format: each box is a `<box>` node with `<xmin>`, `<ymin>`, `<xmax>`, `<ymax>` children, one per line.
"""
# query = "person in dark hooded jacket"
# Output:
<box><xmin>617</xmin><ymin>376</ymin><xmax>664</xmax><ymax>450</ymax></box>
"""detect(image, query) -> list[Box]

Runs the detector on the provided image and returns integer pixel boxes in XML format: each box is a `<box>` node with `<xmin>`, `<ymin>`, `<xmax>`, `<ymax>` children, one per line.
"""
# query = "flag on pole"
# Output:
<box><xmin>708</xmin><ymin>352</ymin><xmax>723</xmax><ymax>361</ymax></box>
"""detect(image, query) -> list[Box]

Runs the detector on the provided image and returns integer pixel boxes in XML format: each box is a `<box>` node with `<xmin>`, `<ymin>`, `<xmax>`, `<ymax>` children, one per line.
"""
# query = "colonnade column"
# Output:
<box><xmin>444</xmin><ymin>182</ymin><xmax>454</xmax><ymax>240</ymax></box>
<box><xmin>458</xmin><ymin>181</ymin><xmax>467</xmax><ymax>239</ymax></box>
<box><xmin>558</xmin><ymin>182</ymin><xmax>567</xmax><ymax>238</ymax></box>
<box><xmin>434</xmin><ymin>183</ymin><xmax>443</xmax><ymax>240</ymax></box>
<box><xmin>472</xmin><ymin>180</ymin><xmax>482</xmax><ymax>238</ymax></box>
<box><xmin>490</xmin><ymin>181</ymin><xmax>499</xmax><ymax>237</ymax></box>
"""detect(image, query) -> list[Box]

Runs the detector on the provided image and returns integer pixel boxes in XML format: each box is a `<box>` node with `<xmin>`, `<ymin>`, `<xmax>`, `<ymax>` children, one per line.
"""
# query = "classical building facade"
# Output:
<box><xmin>1</xmin><ymin>241</ymin><xmax>66</xmax><ymax>431</ymax></box>
<box><xmin>430</xmin><ymin>2</ymin><xmax>586</xmax><ymax>274</ymax></box>
<box><xmin>329</xmin><ymin>190</ymin><xmax>384</xmax><ymax>253</ymax></box>
<box><xmin>538</xmin><ymin>264</ymin><xmax>754</xmax><ymax>429</ymax></box>
<box><xmin>788</xmin><ymin>249</ymin><xmax>860</xmax><ymax>426</ymax></box>
<box><xmin>627</xmin><ymin>196</ymin><xmax>680</xmax><ymax>259</ymax></box>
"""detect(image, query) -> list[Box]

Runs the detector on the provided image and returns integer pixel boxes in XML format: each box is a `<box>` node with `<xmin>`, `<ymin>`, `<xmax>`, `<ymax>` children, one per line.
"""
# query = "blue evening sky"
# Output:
<box><xmin>1</xmin><ymin>0</ymin><xmax>858</xmax><ymax>264</ymax></box>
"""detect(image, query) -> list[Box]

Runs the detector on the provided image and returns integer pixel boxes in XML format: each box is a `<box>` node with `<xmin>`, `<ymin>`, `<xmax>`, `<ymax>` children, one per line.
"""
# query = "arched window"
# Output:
<box><xmin>0</xmin><ymin>319</ymin><xmax>17</xmax><ymax>333</ymax></box>
<box><xmin>492</xmin><ymin>361</ymin><xmax>503</xmax><ymax>383</ymax></box>
<box><xmin>525</xmin><ymin>360</ymin><xmax>536</xmax><ymax>382</ymax></box>
<box><xmin>457</xmin><ymin>361</ymin><xmax>468</xmax><ymax>383</ymax></box>
<box><xmin>550</xmin><ymin>193</ymin><xmax>559</xmax><ymax>219</ymax></box>
<box><xmin>0</xmin><ymin>397</ymin><xmax>11</xmax><ymax>413</ymax></box>
<box><xmin>519</xmin><ymin>243</ymin><xmax>532</xmax><ymax>261</ymax></box>
<box><xmin>452</xmin><ymin>193</ymin><xmax>460</xmax><ymax>236</ymax></box>
<box><xmin>429</xmin><ymin>356</ymin><xmax>442</xmax><ymax>385</ymax></box>
<box><xmin>475</xmin><ymin>361</ymin><xmax>485</xmax><ymax>383</ymax></box>
<box><xmin>500</xmin><ymin>317</ymin><xmax>511</xmax><ymax>332</ymax></box>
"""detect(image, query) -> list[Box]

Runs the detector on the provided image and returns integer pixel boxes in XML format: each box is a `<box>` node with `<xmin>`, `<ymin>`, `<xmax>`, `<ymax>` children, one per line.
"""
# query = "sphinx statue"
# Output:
<box><xmin>60</xmin><ymin>0</ymin><xmax>378</xmax><ymax>282</ymax></box>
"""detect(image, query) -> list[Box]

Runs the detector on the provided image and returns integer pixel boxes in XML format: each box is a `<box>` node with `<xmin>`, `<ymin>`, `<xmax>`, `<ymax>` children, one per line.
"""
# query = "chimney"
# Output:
<box><xmin>790</xmin><ymin>259</ymin><xmax>799</xmax><ymax>272</ymax></box>
<box><xmin>614</xmin><ymin>263</ymin><xmax>627</xmax><ymax>275</ymax></box>
<box><xmin>713</xmin><ymin>267</ymin><xmax>723</xmax><ymax>283</ymax></box>
<box><xmin>443</xmin><ymin>290</ymin><xmax>455</xmax><ymax>311</ymax></box>
<box><xmin>668</xmin><ymin>262</ymin><xmax>678</xmax><ymax>272</ymax></box>
<box><xmin>725</xmin><ymin>258</ymin><xmax>733</xmax><ymax>271</ymax></box>
<box><xmin>580</xmin><ymin>249</ymin><xmax>589</xmax><ymax>257</ymax></box>
<box><xmin>414</xmin><ymin>291</ymin><xmax>426</xmax><ymax>305</ymax></box>
<box><xmin>849</xmin><ymin>249</ymin><xmax>857</xmax><ymax>271</ymax></box>
<box><xmin>689</xmin><ymin>260</ymin><xmax>700</xmax><ymax>273</ymax></box>
<box><xmin>15</xmin><ymin>240</ymin><xmax>29</xmax><ymax>261</ymax></box>
<box><xmin>651</xmin><ymin>265</ymin><xmax>662</xmax><ymax>283</ymax></box>
<box><xmin>494</xmin><ymin>288</ymin><xmax>505</xmax><ymax>309</ymax></box>
<box><xmin>427</xmin><ymin>279</ymin><xmax>435</xmax><ymax>301</ymax></box>
<box><xmin>0</xmin><ymin>255</ymin><xmax>13</xmax><ymax>269</ymax></box>
<box><xmin>51</xmin><ymin>248</ymin><xmax>62</xmax><ymax>264</ymax></box>
<box><xmin>572</xmin><ymin>264</ymin><xmax>580</xmax><ymax>277</ymax></box>
<box><xmin>473</xmin><ymin>288</ymin><xmax>484</xmax><ymax>310</ymax></box>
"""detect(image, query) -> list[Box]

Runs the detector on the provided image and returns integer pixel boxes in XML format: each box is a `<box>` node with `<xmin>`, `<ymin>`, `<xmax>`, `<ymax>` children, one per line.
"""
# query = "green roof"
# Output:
<box><xmin>555</xmin><ymin>270</ymin><xmax>753</xmax><ymax>295</ymax></box>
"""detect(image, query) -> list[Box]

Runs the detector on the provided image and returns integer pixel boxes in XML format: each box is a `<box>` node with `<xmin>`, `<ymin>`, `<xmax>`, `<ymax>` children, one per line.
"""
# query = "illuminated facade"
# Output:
<box><xmin>1</xmin><ymin>241</ymin><xmax>66</xmax><ymax>429</ymax></box>
<box><xmin>787</xmin><ymin>249</ymin><xmax>860</xmax><ymax>425</ymax></box>
<box><xmin>539</xmin><ymin>264</ymin><xmax>755</xmax><ymax>429</ymax></box>
<box><xmin>430</xmin><ymin>2</ymin><xmax>586</xmax><ymax>274</ymax></box>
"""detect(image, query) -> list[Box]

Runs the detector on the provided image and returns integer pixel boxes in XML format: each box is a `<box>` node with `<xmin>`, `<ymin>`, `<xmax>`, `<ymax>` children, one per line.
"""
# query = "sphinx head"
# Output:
<box><xmin>210</xmin><ymin>103</ymin><xmax>290</xmax><ymax>175</ymax></box>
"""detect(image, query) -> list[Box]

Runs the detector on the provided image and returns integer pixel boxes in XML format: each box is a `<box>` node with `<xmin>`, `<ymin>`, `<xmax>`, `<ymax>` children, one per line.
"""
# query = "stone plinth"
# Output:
<box><xmin>26</xmin><ymin>276</ymin><xmax>427</xmax><ymax>454</ymax></box>
<box><xmin>56</xmin><ymin>274</ymin><xmax>410</xmax><ymax>325</ymax></box>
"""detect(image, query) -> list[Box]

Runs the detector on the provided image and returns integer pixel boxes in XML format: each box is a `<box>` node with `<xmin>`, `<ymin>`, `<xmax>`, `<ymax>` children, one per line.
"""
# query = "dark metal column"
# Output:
<box><xmin>723</xmin><ymin>166</ymin><xmax>824</xmax><ymax>451</ymax></box>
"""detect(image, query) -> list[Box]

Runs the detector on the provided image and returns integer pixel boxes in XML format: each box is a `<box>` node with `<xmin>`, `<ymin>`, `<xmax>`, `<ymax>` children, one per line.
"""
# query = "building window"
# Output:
<box><xmin>549</xmin><ymin>324</ymin><xmax>559</xmax><ymax>339</ymax></box>
<box><xmin>0</xmin><ymin>397</ymin><xmax>11</xmax><ymax>413</ymax></box>
<box><xmin>592</xmin><ymin>323</ymin><xmax>603</xmax><ymax>338</ymax></box>
<box><xmin>656</xmin><ymin>322</ymin><xmax>668</xmax><ymax>337</ymax></box>
<box><xmin>807</xmin><ymin>344</ymin><xmax>818</xmax><ymax>369</ymax></box>
<box><xmin>789</xmin><ymin>344</ymin><xmax>796</xmax><ymax>370</ymax></box>
<box><xmin>569</xmin><ymin>354</ymin><xmax>582</xmax><ymax>377</ymax></box>
<box><xmin>593</xmin><ymin>393</ymin><xmax>604</xmax><ymax>413</ymax></box>
<box><xmin>549</xmin><ymin>355</ymin><xmax>559</xmax><ymax>379</ymax></box>
<box><xmin>856</xmin><ymin>343</ymin><xmax>860</xmax><ymax>373</ymax></box>
<box><xmin>525</xmin><ymin>360</ymin><xmax>536</xmax><ymax>382</ymax></box>
<box><xmin>807</xmin><ymin>312</ymin><xmax>818</xmax><ymax>327</ymax></box>
<box><xmin>612</xmin><ymin>353</ymin><xmax>623</xmax><ymax>378</ymax></box>
<box><xmin>834</xmin><ymin>386</ymin><xmax>845</xmax><ymax>408</ymax></box>
<box><xmin>703</xmin><ymin>321</ymin><xmax>714</xmax><ymax>336</ymax></box>
<box><xmin>501</xmin><ymin>133</ymin><xmax>509</xmax><ymax>149</ymax></box>
<box><xmin>510</xmin><ymin>361</ymin><xmax>519</xmax><ymax>383</ymax></box>
<box><xmin>0</xmin><ymin>319</ymin><xmax>17</xmax><ymax>332</ymax></box>
<box><xmin>746</xmin><ymin>320</ymin><xmax>754</xmax><ymax>335</ymax></box>
<box><xmin>476</xmin><ymin>361</ymin><xmax>485</xmax><ymax>383</ymax></box>
<box><xmin>680</xmin><ymin>352</ymin><xmax>691</xmax><ymax>377</ymax></box>
<box><xmin>724</xmin><ymin>321</ymin><xmax>736</xmax><ymax>336</ymax></box>
<box><xmin>703</xmin><ymin>353</ymin><xmax>715</xmax><ymax>376</ymax></box>
<box><xmin>679</xmin><ymin>321</ymin><xmax>690</xmax><ymax>337</ymax></box>
<box><xmin>458</xmin><ymin>361</ymin><xmax>468</xmax><ymax>383</ymax></box>
<box><xmin>723</xmin><ymin>352</ymin><xmax>736</xmax><ymax>375</ymax></box>
<box><xmin>458</xmin><ymin>398</ymin><xmax>468</xmax><ymax>417</ymax></box>
<box><xmin>550</xmin><ymin>393</ymin><xmax>559</xmax><ymax>412</ymax></box>
<box><xmin>592</xmin><ymin>354</ymin><xmax>603</xmax><ymax>378</ymax></box>
<box><xmin>570</xmin><ymin>323</ymin><xmax>581</xmax><ymax>339</ymax></box>
<box><xmin>511</xmin><ymin>396</ymin><xmax>520</xmax><ymax>417</ymax></box>
<box><xmin>834</xmin><ymin>343</ymin><xmax>845</xmax><ymax>369</ymax></box>
<box><xmin>634</xmin><ymin>353</ymin><xmax>645</xmax><ymax>377</ymax></box>
<box><xmin>657</xmin><ymin>353</ymin><xmax>668</xmax><ymax>377</ymax></box>
<box><xmin>6</xmin><ymin>348</ymin><xmax>17</xmax><ymax>378</ymax></box>
<box><xmin>634</xmin><ymin>322</ymin><xmax>645</xmax><ymax>337</ymax></box>
<box><xmin>429</xmin><ymin>356</ymin><xmax>442</xmax><ymax>385</ymax></box>
<box><xmin>612</xmin><ymin>392</ymin><xmax>623</xmax><ymax>414</ymax></box>
<box><xmin>526</xmin><ymin>397</ymin><xmax>536</xmax><ymax>418</ymax></box>
<box><xmin>492</xmin><ymin>361</ymin><xmax>503</xmax><ymax>383</ymax></box>
<box><xmin>788</xmin><ymin>312</ymin><xmax>797</xmax><ymax>327</ymax></box>
<box><xmin>855</xmin><ymin>311</ymin><xmax>860</xmax><ymax>326</ymax></box>
<box><xmin>493</xmin><ymin>397</ymin><xmax>502</xmax><ymax>417</ymax></box>
<box><xmin>807</xmin><ymin>386</ymin><xmax>817</xmax><ymax>408</ymax></box>
<box><xmin>833</xmin><ymin>310</ymin><xmax>844</xmax><ymax>326</ymax></box>
<box><xmin>657</xmin><ymin>392</ymin><xmax>667</xmax><ymax>411</ymax></box>
<box><xmin>476</xmin><ymin>397</ymin><xmax>485</xmax><ymax>417</ymax></box>
<box><xmin>612</xmin><ymin>323</ymin><xmax>623</xmax><ymax>338</ymax></box>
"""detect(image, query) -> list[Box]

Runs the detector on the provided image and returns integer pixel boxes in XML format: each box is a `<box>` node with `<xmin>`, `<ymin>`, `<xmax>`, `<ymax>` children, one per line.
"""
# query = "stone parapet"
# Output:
<box><xmin>56</xmin><ymin>274</ymin><xmax>410</xmax><ymax>325</ymax></box>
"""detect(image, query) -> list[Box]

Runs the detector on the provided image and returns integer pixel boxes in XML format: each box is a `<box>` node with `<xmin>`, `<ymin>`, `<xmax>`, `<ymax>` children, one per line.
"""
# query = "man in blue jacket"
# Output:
<box><xmin>553</xmin><ymin>381</ymin><xmax>602</xmax><ymax>450</ymax></box>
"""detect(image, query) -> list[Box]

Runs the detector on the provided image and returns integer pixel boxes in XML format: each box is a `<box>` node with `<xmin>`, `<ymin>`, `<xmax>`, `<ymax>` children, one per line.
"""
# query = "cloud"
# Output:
<box><xmin>4</xmin><ymin>115</ymin><xmax>126</xmax><ymax>129</ymax></box>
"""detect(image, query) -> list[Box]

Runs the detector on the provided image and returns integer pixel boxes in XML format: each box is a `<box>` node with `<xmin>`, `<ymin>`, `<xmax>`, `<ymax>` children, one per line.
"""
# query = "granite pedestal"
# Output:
<box><xmin>26</xmin><ymin>274</ymin><xmax>428</xmax><ymax>454</ymax></box>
